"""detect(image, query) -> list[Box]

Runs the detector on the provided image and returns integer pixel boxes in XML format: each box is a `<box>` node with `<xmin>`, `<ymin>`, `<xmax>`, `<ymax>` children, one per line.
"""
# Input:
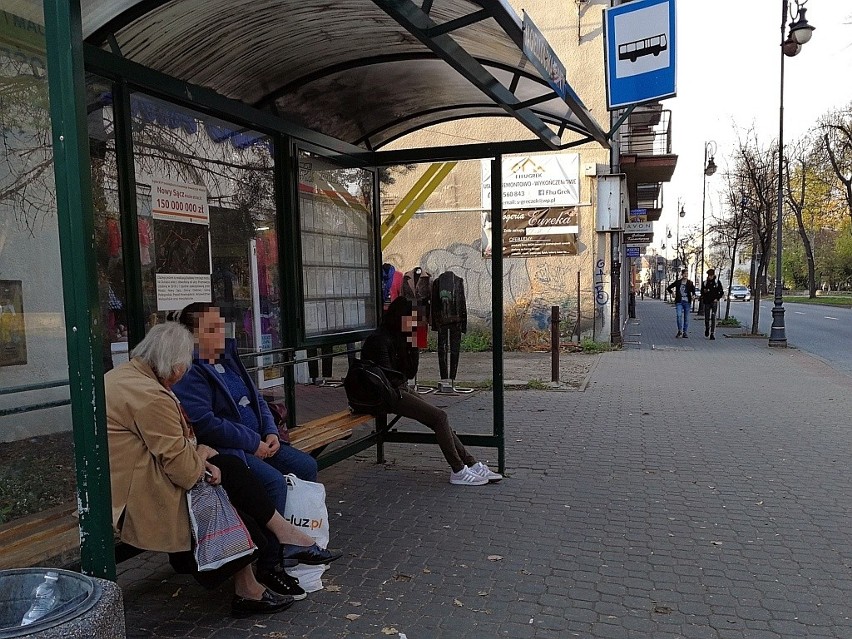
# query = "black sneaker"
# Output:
<box><xmin>257</xmin><ymin>566</ymin><xmax>307</xmax><ymax>601</ymax></box>
<box><xmin>705</xmin><ymin>327</ymin><xmax>710</xmax><ymax>337</ymax></box>
<box><xmin>682</xmin><ymin>333</ymin><xmax>688</xmax><ymax>339</ymax></box>
<box><xmin>281</xmin><ymin>543</ymin><xmax>343</xmax><ymax>566</ymax></box>
<box><xmin>710</xmin><ymin>334</ymin><xmax>716</xmax><ymax>340</ymax></box>
<box><xmin>676</xmin><ymin>331</ymin><xmax>682</xmax><ymax>338</ymax></box>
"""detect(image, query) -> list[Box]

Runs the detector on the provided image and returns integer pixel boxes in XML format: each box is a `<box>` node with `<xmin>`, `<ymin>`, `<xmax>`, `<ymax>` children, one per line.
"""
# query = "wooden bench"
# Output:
<box><xmin>289</xmin><ymin>409</ymin><xmax>375</xmax><ymax>455</ymax></box>
<box><xmin>0</xmin><ymin>503</ymin><xmax>79</xmax><ymax>569</ymax></box>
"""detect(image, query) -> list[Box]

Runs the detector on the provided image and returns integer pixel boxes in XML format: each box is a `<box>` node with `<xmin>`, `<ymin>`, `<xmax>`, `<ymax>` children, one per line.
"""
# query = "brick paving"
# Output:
<box><xmin>119</xmin><ymin>298</ymin><xmax>852</xmax><ymax>638</ymax></box>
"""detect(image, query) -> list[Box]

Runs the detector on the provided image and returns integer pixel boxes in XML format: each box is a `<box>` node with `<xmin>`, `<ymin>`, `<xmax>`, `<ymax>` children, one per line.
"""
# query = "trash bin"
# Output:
<box><xmin>0</xmin><ymin>568</ymin><xmax>125</xmax><ymax>638</ymax></box>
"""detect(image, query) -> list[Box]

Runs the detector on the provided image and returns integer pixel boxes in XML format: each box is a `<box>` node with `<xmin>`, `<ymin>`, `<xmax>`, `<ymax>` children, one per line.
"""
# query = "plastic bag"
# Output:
<box><xmin>187</xmin><ymin>480</ymin><xmax>256</xmax><ymax>571</ymax></box>
<box><xmin>282</xmin><ymin>474</ymin><xmax>330</xmax><ymax>592</ymax></box>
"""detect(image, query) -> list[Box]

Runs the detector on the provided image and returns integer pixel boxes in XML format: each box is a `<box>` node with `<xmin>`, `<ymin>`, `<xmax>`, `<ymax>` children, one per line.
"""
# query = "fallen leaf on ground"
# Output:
<box><xmin>171</xmin><ymin>588</ymin><xmax>181</xmax><ymax>598</ymax></box>
<box><xmin>381</xmin><ymin>627</ymin><xmax>398</xmax><ymax>635</ymax></box>
<box><xmin>345</xmin><ymin>614</ymin><xmax>361</xmax><ymax>621</ymax></box>
<box><xmin>325</xmin><ymin>585</ymin><xmax>342</xmax><ymax>592</ymax></box>
<box><xmin>263</xmin><ymin>633</ymin><xmax>287</xmax><ymax>638</ymax></box>
<box><xmin>350</xmin><ymin>601</ymin><xmax>362</xmax><ymax>606</ymax></box>
<box><xmin>393</xmin><ymin>573</ymin><xmax>412</xmax><ymax>582</ymax></box>
<box><xmin>487</xmin><ymin>555</ymin><xmax>503</xmax><ymax>561</ymax></box>
<box><xmin>653</xmin><ymin>605</ymin><xmax>673</xmax><ymax>614</ymax></box>
<box><xmin>711</xmin><ymin>541</ymin><xmax>723</xmax><ymax>546</ymax></box>
<box><xmin>422</xmin><ymin>568</ymin><xmax>431</xmax><ymax>574</ymax></box>
<box><xmin>453</xmin><ymin>599</ymin><xmax>464</xmax><ymax>607</ymax></box>
<box><xmin>478</xmin><ymin>591</ymin><xmax>488</xmax><ymax>596</ymax></box>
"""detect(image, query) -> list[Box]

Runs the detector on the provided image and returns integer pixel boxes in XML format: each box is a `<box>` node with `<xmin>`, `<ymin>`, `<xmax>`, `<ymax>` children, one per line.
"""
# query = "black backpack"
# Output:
<box><xmin>343</xmin><ymin>358</ymin><xmax>406</xmax><ymax>414</ymax></box>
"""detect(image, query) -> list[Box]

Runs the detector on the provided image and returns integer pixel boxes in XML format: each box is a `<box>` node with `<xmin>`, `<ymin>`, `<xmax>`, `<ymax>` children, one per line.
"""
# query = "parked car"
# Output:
<box><xmin>728</xmin><ymin>285</ymin><xmax>751</xmax><ymax>302</ymax></box>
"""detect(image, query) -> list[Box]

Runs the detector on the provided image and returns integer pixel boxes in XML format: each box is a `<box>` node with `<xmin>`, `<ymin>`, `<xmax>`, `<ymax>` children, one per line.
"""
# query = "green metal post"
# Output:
<box><xmin>491</xmin><ymin>156</ymin><xmax>505</xmax><ymax>474</ymax></box>
<box><xmin>43</xmin><ymin>0</ymin><xmax>116</xmax><ymax>579</ymax></box>
<box><xmin>113</xmin><ymin>80</ymin><xmax>146</xmax><ymax>347</ymax></box>
<box><xmin>276</xmin><ymin>136</ymin><xmax>299</xmax><ymax>428</ymax></box>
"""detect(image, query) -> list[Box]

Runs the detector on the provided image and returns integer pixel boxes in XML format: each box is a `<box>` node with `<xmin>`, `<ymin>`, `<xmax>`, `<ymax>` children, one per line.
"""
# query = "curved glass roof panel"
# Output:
<box><xmin>80</xmin><ymin>0</ymin><xmax>608</xmax><ymax>150</ymax></box>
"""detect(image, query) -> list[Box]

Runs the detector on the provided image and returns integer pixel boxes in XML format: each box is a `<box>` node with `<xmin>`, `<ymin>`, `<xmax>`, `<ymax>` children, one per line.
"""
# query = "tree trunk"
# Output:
<box><xmin>724</xmin><ymin>237</ymin><xmax>738</xmax><ymax>320</ymax></box>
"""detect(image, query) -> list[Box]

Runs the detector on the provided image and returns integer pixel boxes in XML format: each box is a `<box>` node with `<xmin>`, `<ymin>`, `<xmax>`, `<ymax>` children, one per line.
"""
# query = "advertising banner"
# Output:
<box><xmin>0</xmin><ymin>280</ymin><xmax>26</xmax><ymax>367</ymax></box>
<box><xmin>483</xmin><ymin>207</ymin><xmax>579</xmax><ymax>258</ymax></box>
<box><xmin>481</xmin><ymin>154</ymin><xmax>580</xmax><ymax>210</ymax></box>
<box><xmin>150</xmin><ymin>179</ymin><xmax>212</xmax><ymax>311</ymax></box>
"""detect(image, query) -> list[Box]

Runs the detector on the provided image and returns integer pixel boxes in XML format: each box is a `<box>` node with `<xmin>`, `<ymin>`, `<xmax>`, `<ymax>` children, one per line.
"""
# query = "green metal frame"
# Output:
<box><xmin>43</xmin><ymin>0</ymin><xmax>115</xmax><ymax>580</ymax></box>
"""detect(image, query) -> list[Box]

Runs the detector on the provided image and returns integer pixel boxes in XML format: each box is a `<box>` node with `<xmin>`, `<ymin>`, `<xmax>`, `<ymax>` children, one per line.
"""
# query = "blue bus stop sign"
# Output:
<box><xmin>604</xmin><ymin>0</ymin><xmax>676</xmax><ymax>110</ymax></box>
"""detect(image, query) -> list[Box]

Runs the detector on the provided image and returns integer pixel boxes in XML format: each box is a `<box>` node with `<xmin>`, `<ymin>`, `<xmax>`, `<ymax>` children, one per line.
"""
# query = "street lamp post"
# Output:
<box><xmin>697</xmin><ymin>141</ymin><xmax>717</xmax><ymax>314</ymax></box>
<box><xmin>770</xmin><ymin>0</ymin><xmax>814</xmax><ymax>347</ymax></box>
<box><xmin>676</xmin><ymin>201</ymin><xmax>685</xmax><ymax>280</ymax></box>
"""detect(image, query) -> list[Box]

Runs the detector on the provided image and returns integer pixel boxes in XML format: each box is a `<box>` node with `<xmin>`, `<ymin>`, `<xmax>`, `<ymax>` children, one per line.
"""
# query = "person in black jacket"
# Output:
<box><xmin>358</xmin><ymin>297</ymin><xmax>501</xmax><ymax>486</ymax></box>
<box><xmin>665</xmin><ymin>269</ymin><xmax>696</xmax><ymax>338</ymax></box>
<box><xmin>699</xmin><ymin>268</ymin><xmax>725</xmax><ymax>340</ymax></box>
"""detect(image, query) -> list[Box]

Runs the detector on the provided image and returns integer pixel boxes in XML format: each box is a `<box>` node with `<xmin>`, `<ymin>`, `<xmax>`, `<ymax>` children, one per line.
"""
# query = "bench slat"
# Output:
<box><xmin>290</xmin><ymin>410</ymin><xmax>373</xmax><ymax>453</ymax></box>
<box><xmin>0</xmin><ymin>503</ymin><xmax>79</xmax><ymax>569</ymax></box>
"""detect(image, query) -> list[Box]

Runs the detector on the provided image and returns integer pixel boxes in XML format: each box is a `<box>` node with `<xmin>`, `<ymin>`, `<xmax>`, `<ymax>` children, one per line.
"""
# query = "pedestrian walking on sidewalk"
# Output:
<box><xmin>699</xmin><ymin>268</ymin><xmax>725</xmax><ymax>340</ymax></box>
<box><xmin>666</xmin><ymin>269</ymin><xmax>696</xmax><ymax>338</ymax></box>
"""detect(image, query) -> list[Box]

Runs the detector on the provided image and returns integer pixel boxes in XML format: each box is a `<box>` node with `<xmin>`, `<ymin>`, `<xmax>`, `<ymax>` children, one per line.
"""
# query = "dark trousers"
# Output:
<box><xmin>703</xmin><ymin>300</ymin><xmax>719</xmax><ymax>334</ymax></box>
<box><xmin>394</xmin><ymin>388</ymin><xmax>475</xmax><ymax>472</ymax></box>
<box><xmin>169</xmin><ymin>454</ymin><xmax>277</xmax><ymax>586</ymax></box>
<box><xmin>437</xmin><ymin>323</ymin><xmax>462</xmax><ymax>380</ymax></box>
<box><xmin>308</xmin><ymin>345</ymin><xmax>334</xmax><ymax>378</ymax></box>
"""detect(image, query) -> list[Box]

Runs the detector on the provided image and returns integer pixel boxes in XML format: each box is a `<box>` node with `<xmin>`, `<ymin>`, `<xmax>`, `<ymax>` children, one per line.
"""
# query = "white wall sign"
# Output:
<box><xmin>151</xmin><ymin>179</ymin><xmax>210</xmax><ymax>224</ymax></box>
<box><xmin>481</xmin><ymin>154</ymin><xmax>580</xmax><ymax>210</ymax></box>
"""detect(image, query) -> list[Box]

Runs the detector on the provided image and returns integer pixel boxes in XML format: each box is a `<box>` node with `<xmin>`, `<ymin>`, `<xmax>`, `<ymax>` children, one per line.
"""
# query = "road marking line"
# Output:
<box><xmin>825</xmin><ymin>316</ymin><xmax>839</xmax><ymax>321</ymax></box>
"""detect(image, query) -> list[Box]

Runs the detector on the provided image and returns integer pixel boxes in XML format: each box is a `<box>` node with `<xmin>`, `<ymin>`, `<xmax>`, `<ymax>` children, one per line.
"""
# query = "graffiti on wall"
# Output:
<box><xmin>593</xmin><ymin>258</ymin><xmax>608</xmax><ymax>306</ymax></box>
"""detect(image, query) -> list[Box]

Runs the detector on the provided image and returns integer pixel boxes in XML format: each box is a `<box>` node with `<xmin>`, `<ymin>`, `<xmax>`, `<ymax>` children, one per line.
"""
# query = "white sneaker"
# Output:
<box><xmin>469</xmin><ymin>461</ymin><xmax>503</xmax><ymax>482</ymax></box>
<box><xmin>449</xmin><ymin>466</ymin><xmax>489</xmax><ymax>486</ymax></box>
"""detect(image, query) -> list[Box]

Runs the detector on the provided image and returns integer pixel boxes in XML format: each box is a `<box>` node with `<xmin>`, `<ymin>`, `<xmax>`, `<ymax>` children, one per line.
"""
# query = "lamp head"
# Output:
<box><xmin>679</xmin><ymin>206</ymin><xmax>686</xmax><ymax>218</ymax></box>
<box><xmin>782</xmin><ymin>33</ymin><xmax>802</xmax><ymax>57</ymax></box>
<box><xmin>704</xmin><ymin>156</ymin><xmax>717</xmax><ymax>177</ymax></box>
<box><xmin>789</xmin><ymin>6</ymin><xmax>814</xmax><ymax>45</ymax></box>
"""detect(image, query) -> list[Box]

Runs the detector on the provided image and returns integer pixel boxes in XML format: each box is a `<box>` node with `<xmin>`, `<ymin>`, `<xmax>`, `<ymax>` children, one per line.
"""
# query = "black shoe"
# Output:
<box><xmin>281</xmin><ymin>543</ymin><xmax>343</xmax><ymax>566</ymax></box>
<box><xmin>705</xmin><ymin>327</ymin><xmax>710</xmax><ymax>337</ymax></box>
<box><xmin>257</xmin><ymin>566</ymin><xmax>307</xmax><ymax>601</ymax></box>
<box><xmin>682</xmin><ymin>333</ymin><xmax>688</xmax><ymax>338</ymax></box>
<box><xmin>710</xmin><ymin>334</ymin><xmax>715</xmax><ymax>340</ymax></box>
<box><xmin>231</xmin><ymin>589</ymin><xmax>294</xmax><ymax>618</ymax></box>
<box><xmin>676</xmin><ymin>331</ymin><xmax>682</xmax><ymax>338</ymax></box>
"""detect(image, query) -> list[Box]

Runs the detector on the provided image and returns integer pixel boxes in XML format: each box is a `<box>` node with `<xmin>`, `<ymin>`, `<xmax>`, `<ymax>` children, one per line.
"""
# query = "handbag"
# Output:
<box><xmin>343</xmin><ymin>358</ymin><xmax>405</xmax><ymax>413</ymax></box>
<box><xmin>186</xmin><ymin>479</ymin><xmax>257</xmax><ymax>571</ymax></box>
<box><xmin>282</xmin><ymin>474</ymin><xmax>330</xmax><ymax>593</ymax></box>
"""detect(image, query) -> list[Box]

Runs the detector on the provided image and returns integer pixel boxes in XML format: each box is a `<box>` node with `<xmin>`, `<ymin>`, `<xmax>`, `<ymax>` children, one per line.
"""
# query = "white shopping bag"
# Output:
<box><xmin>282</xmin><ymin>473</ymin><xmax>330</xmax><ymax>592</ymax></box>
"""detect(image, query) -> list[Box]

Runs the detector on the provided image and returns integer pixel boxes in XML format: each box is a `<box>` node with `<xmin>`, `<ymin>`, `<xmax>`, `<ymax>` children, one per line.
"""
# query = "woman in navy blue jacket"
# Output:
<box><xmin>173</xmin><ymin>303</ymin><xmax>337</xmax><ymax>570</ymax></box>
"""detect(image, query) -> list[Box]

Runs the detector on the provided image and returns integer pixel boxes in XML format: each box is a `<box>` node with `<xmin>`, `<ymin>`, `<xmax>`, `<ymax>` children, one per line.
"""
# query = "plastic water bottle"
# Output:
<box><xmin>20</xmin><ymin>571</ymin><xmax>59</xmax><ymax>626</ymax></box>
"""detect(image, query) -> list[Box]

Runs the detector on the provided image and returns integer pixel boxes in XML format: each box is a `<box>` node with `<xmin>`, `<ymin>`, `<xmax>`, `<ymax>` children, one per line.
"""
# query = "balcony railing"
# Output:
<box><xmin>621</xmin><ymin>103</ymin><xmax>672</xmax><ymax>156</ymax></box>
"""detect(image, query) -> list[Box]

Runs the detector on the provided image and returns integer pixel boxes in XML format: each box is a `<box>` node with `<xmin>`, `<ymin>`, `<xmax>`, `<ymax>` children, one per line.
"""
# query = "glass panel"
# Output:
<box><xmin>86</xmin><ymin>74</ymin><xmax>129</xmax><ymax>372</ymax></box>
<box><xmin>0</xmin><ymin>1</ymin><xmax>79</xmax><ymax>564</ymax></box>
<box><xmin>128</xmin><ymin>93</ymin><xmax>282</xmax><ymax>381</ymax></box>
<box><xmin>298</xmin><ymin>151</ymin><xmax>377</xmax><ymax>338</ymax></box>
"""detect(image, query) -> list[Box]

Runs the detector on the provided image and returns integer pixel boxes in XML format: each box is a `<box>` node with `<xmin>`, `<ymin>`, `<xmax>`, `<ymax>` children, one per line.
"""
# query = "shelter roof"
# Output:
<box><xmin>81</xmin><ymin>0</ymin><xmax>608</xmax><ymax>151</ymax></box>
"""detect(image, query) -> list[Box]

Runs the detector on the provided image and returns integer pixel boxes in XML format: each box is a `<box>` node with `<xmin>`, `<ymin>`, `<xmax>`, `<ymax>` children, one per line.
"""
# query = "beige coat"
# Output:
<box><xmin>105</xmin><ymin>359</ymin><xmax>204</xmax><ymax>552</ymax></box>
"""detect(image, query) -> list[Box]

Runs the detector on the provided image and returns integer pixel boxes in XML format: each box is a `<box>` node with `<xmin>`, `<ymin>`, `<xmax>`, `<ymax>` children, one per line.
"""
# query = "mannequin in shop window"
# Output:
<box><xmin>401</xmin><ymin>266</ymin><xmax>431</xmax><ymax>381</ymax></box>
<box><xmin>431</xmin><ymin>271</ymin><xmax>467</xmax><ymax>391</ymax></box>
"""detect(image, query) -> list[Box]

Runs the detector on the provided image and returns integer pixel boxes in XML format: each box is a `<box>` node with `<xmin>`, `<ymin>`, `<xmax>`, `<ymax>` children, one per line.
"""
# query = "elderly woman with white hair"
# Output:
<box><xmin>105</xmin><ymin>322</ymin><xmax>332</xmax><ymax>617</ymax></box>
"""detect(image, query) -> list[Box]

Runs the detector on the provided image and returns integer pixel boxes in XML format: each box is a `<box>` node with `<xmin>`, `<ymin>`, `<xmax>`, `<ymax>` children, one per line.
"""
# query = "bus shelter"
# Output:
<box><xmin>41</xmin><ymin>0</ymin><xmax>609</xmax><ymax>578</ymax></box>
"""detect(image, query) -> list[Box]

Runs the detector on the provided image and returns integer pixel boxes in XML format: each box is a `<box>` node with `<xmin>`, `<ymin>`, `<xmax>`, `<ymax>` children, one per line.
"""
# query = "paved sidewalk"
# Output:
<box><xmin>119</xmin><ymin>298</ymin><xmax>852</xmax><ymax>638</ymax></box>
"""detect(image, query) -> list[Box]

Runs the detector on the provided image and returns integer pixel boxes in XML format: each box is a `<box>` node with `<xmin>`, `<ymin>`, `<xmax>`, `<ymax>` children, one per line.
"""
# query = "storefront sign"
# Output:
<box><xmin>629</xmin><ymin>208</ymin><xmax>648</xmax><ymax>222</ymax></box>
<box><xmin>624</xmin><ymin>231</ymin><xmax>653</xmax><ymax>244</ymax></box>
<box><xmin>481</xmin><ymin>154</ymin><xmax>580</xmax><ymax>210</ymax></box>
<box><xmin>149</xmin><ymin>179</ymin><xmax>212</xmax><ymax>311</ymax></box>
<box><xmin>493</xmin><ymin>207</ymin><xmax>579</xmax><ymax>257</ymax></box>
<box><xmin>625</xmin><ymin>221</ymin><xmax>652</xmax><ymax>233</ymax></box>
<box><xmin>625</xmin><ymin>246</ymin><xmax>641</xmax><ymax>258</ymax></box>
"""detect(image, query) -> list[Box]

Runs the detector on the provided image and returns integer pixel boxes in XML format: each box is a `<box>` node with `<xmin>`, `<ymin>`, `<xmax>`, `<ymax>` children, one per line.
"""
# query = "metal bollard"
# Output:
<box><xmin>551</xmin><ymin>305</ymin><xmax>559</xmax><ymax>383</ymax></box>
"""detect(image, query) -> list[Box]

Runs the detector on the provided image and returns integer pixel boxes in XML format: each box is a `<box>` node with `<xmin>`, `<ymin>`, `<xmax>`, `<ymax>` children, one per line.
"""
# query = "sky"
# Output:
<box><xmin>660</xmin><ymin>0</ymin><xmax>852</xmax><ymax>245</ymax></box>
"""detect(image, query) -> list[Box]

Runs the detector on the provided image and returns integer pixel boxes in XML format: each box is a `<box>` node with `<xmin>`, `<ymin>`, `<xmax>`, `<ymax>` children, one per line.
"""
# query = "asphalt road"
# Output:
<box><xmin>723</xmin><ymin>298</ymin><xmax>852</xmax><ymax>376</ymax></box>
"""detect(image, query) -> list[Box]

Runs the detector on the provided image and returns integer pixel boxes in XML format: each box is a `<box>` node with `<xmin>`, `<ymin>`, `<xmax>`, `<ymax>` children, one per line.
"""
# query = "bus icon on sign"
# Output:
<box><xmin>618</xmin><ymin>33</ymin><xmax>667</xmax><ymax>62</ymax></box>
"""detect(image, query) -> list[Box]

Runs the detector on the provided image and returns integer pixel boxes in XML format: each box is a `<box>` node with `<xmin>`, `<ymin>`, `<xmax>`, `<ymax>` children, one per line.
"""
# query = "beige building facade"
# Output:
<box><xmin>382</xmin><ymin>0</ymin><xmax>621</xmax><ymax>341</ymax></box>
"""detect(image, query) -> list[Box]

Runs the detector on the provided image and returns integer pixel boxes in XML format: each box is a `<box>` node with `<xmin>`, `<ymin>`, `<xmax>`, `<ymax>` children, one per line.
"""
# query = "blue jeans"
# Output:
<box><xmin>676</xmin><ymin>300</ymin><xmax>690</xmax><ymax>333</ymax></box>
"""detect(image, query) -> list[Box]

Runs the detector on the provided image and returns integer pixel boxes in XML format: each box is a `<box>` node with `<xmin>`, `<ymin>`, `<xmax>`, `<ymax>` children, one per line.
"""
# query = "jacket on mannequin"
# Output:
<box><xmin>430</xmin><ymin>271</ymin><xmax>467</xmax><ymax>332</ymax></box>
<box><xmin>402</xmin><ymin>267</ymin><xmax>432</xmax><ymax>322</ymax></box>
